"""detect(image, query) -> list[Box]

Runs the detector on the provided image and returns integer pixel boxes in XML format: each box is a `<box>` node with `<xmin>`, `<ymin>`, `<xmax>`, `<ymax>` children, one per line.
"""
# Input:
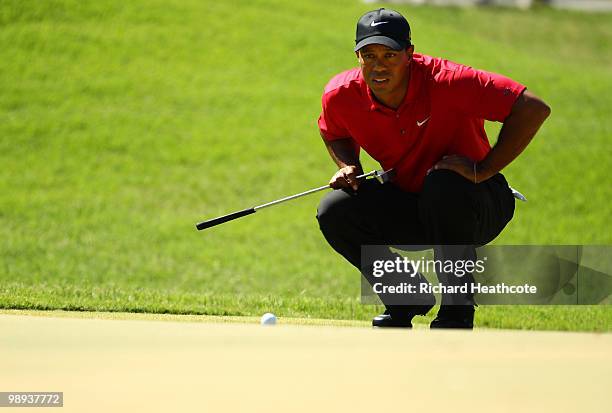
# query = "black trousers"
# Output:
<box><xmin>316</xmin><ymin>169</ymin><xmax>515</xmax><ymax>312</ymax></box>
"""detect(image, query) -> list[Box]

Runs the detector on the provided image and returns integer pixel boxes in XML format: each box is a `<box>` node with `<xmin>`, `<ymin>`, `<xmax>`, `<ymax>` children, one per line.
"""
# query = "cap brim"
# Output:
<box><xmin>354</xmin><ymin>36</ymin><xmax>405</xmax><ymax>52</ymax></box>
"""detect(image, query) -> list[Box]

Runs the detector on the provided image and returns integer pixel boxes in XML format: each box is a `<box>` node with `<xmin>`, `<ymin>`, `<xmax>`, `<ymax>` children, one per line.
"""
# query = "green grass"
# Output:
<box><xmin>1</xmin><ymin>0</ymin><xmax>610</xmax><ymax>332</ymax></box>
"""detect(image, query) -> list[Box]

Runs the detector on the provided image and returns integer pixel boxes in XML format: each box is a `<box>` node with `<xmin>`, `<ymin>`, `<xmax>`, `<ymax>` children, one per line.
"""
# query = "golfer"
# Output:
<box><xmin>316</xmin><ymin>9</ymin><xmax>550</xmax><ymax>328</ymax></box>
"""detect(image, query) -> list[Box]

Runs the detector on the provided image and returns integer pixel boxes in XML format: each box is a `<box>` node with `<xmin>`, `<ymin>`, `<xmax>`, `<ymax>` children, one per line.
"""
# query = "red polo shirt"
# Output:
<box><xmin>318</xmin><ymin>53</ymin><xmax>526</xmax><ymax>192</ymax></box>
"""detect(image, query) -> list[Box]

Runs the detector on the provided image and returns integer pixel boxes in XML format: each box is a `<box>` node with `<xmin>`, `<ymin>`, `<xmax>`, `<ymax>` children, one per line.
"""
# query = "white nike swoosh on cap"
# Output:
<box><xmin>417</xmin><ymin>116</ymin><xmax>431</xmax><ymax>127</ymax></box>
<box><xmin>370</xmin><ymin>21</ymin><xmax>388</xmax><ymax>27</ymax></box>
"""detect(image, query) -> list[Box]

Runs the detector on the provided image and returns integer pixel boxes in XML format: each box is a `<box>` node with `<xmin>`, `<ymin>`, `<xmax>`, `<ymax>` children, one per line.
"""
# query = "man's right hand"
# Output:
<box><xmin>329</xmin><ymin>165</ymin><xmax>363</xmax><ymax>191</ymax></box>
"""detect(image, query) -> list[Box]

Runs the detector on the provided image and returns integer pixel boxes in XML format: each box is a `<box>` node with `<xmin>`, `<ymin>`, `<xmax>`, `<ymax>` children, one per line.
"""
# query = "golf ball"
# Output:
<box><xmin>260</xmin><ymin>312</ymin><xmax>277</xmax><ymax>326</ymax></box>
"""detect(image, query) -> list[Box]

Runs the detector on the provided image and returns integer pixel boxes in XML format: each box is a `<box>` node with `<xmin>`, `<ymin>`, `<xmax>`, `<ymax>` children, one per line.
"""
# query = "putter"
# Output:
<box><xmin>509</xmin><ymin>186</ymin><xmax>527</xmax><ymax>202</ymax></box>
<box><xmin>195</xmin><ymin>169</ymin><xmax>394</xmax><ymax>231</ymax></box>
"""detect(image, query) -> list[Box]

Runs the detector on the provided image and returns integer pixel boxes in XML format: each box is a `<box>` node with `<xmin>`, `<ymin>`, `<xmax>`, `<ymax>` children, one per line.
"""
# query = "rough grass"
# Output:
<box><xmin>1</xmin><ymin>0</ymin><xmax>610</xmax><ymax>331</ymax></box>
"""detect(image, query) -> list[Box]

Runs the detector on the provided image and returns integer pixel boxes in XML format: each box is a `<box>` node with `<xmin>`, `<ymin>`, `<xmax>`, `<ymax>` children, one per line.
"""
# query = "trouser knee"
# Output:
<box><xmin>316</xmin><ymin>189</ymin><xmax>352</xmax><ymax>236</ymax></box>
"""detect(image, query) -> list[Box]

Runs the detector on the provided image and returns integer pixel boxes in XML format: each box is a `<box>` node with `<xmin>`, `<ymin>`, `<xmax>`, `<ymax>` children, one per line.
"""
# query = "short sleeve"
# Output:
<box><xmin>318</xmin><ymin>93</ymin><xmax>351</xmax><ymax>141</ymax></box>
<box><xmin>444</xmin><ymin>66</ymin><xmax>526</xmax><ymax>122</ymax></box>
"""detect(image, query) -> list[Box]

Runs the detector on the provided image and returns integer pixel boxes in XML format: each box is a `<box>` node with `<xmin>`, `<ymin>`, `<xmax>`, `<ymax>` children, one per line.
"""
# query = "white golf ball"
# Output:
<box><xmin>260</xmin><ymin>312</ymin><xmax>277</xmax><ymax>326</ymax></box>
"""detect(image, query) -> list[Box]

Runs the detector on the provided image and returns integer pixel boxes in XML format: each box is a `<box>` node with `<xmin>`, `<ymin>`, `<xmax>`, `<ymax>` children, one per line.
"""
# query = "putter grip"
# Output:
<box><xmin>195</xmin><ymin>208</ymin><xmax>256</xmax><ymax>230</ymax></box>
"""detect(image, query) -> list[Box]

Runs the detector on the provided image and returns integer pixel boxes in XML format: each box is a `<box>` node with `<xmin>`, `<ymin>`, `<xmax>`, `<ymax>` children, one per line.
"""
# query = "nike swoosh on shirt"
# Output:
<box><xmin>416</xmin><ymin>116</ymin><xmax>431</xmax><ymax>127</ymax></box>
<box><xmin>370</xmin><ymin>21</ymin><xmax>388</xmax><ymax>27</ymax></box>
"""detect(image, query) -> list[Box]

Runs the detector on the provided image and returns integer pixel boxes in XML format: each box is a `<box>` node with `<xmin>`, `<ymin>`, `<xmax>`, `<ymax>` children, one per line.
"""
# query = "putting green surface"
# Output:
<box><xmin>1</xmin><ymin>312</ymin><xmax>610</xmax><ymax>412</ymax></box>
<box><xmin>1</xmin><ymin>0</ymin><xmax>611</xmax><ymax>329</ymax></box>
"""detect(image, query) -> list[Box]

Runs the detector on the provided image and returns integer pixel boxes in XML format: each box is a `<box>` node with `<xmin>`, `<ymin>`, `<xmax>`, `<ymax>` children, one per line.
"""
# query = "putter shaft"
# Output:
<box><xmin>255</xmin><ymin>170</ymin><xmax>377</xmax><ymax>211</ymax></box>
<box><xmin>195</xmin><ymin>169</ymin><xmax>390</xmax><ymax>231</ymax></box>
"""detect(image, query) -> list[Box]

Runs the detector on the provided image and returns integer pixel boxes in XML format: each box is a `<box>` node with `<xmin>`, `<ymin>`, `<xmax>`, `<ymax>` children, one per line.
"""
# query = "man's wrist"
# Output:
<box><xmin>337</xmin><ymin>163</ymin><xmax>363</xmax><ymax>174</ymax></box>
<box><xmin>475</xmin><ymin>162</ymin><xmax>494</xmax><ymax>183</ymax></box>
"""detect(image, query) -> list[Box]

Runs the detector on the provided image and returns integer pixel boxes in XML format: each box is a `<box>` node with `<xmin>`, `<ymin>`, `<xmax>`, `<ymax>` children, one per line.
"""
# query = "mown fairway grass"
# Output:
<box><xmin>1</xmin><ymin>0</ymin><xmax>610</xmax><ymax>331</ymax></box>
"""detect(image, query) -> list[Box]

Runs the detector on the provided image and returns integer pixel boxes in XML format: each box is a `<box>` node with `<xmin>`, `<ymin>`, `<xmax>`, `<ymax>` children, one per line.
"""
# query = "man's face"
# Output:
<box><xmin>356</xmin><ymin>44</ymin><xmax>413</xmax><ymax>97</ymax></box>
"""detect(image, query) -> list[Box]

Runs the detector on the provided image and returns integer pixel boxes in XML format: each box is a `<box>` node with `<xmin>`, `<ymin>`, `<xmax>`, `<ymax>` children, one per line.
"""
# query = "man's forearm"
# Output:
<box><xmin>477</xmin><ymin>90</ymin><xmax>551</xmax><ymax>181</ymax></box>
<box><xmin>322</xmin><ymin>135</ymin><xmax>363</xmax><ymax>173</ymax></box>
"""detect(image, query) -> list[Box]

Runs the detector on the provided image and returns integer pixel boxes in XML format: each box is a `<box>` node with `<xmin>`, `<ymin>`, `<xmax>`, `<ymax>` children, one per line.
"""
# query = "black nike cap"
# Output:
<box><xmin>354</xmin><ymin>8</ymin><xmax>411</xmax><ymax>52</ymax></box>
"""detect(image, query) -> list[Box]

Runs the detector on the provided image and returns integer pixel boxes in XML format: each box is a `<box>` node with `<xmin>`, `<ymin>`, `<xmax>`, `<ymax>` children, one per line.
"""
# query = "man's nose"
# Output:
<box><xmin>372</xmin><ymin>58</ymin><xmax>387</xmax><ymax>71</ymax></box>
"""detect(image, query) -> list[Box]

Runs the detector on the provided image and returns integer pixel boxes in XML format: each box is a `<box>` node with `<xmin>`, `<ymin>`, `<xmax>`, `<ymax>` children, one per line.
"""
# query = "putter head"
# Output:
<box><xmin>374</xmin><ymin>169</ymin><xmax>395</xmax><ymax>184</ymax></box>
<box><xmin>509</xmin><ymin>186</ymin><xmax>527</xmax><ymax>202</ymax></box>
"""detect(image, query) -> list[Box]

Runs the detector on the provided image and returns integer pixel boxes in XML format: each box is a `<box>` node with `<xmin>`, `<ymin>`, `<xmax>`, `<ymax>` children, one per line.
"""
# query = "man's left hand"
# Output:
<box><xmin>430</xmin><ymin>155</ymin><xmax>488</xmax><ymax>184</ymax></box>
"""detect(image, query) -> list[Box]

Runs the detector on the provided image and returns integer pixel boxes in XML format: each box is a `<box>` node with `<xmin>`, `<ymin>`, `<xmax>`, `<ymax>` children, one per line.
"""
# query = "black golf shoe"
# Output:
<box><xmin>430</xmin><ymin>305</ymin><xmax>475</xmax><ymax>329</ymax></box>
<box><xmin>372</xmin><ymin>304</ymin><xmax>434</xmax><ymax>328</ymax></box>
<box><xmin>372</xmin><ymin>311</ymin><xmax>412</xmax><ymax>328</ymax></box>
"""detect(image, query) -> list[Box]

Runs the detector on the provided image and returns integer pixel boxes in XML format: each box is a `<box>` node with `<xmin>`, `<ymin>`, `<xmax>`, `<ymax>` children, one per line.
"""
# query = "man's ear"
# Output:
<box><xmin>355</xmin><ymin>50</ymin><xmax>363</xmax><ymax>63</ymax></box>
<box><xmin>406</xmin><ymin>45</ymin><xmax>414</xmax><ymax>60</ymax></box>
